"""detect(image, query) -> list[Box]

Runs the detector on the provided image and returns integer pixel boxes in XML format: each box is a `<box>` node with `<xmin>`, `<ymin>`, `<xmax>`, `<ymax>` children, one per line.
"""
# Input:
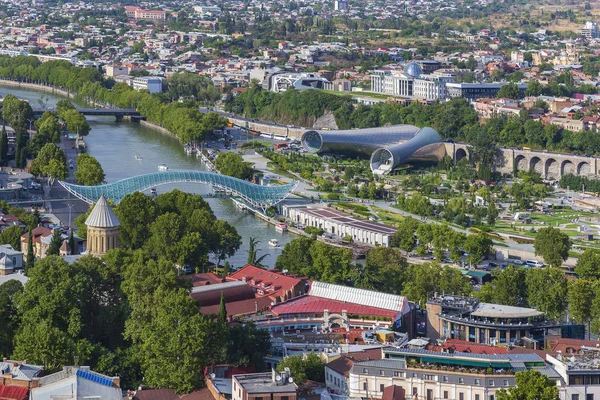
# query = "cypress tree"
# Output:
<box><xmin>0</xmin><ymin>125</ymin><xmax>7</xmax><ymax>165</ymax></box>
<box><xmin>68</xmin><ymin>230</ymin><xmax>75</xmax><ymax>255</ymax></box>
<box><xmin>26</xmin><ymin>230</ymin><xmax>34</xmax><ymax>271</ymax></box>
<box><xmin>218</xmin><ymin>292</ymin><xmax>228</xmax><ymax>326</ymax></box>
<box><xmin>46</xmin><ymin>229</ymin><xmax>63</xmax><ymax>256</ymax></box>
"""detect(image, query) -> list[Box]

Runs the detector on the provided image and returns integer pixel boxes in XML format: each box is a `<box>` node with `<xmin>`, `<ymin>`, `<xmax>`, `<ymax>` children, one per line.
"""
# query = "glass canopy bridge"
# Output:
<box><xmin>58</xmin><ymin>170</ymin><xmax>299</xmax><ymax>212</ymax></box>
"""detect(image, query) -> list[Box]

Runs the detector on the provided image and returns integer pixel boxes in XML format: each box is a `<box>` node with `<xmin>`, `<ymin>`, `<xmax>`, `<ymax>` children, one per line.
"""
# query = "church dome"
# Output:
<box><xmin>85</xmin><ymin>194</ymin><xmax>120</xmax><ymax>228</ymax></box>
<box><xmin>404</xmin><ymin>62</ymin><xmax>423</xmax><ymax>77</ymax></box>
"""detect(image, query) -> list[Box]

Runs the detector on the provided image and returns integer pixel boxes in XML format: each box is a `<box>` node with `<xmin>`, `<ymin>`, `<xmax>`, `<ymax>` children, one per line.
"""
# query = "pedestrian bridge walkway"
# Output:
<box><xmin>58</xmin><ymin>170</ymin><xmax>298</xmax><ymax>210</ymax></box>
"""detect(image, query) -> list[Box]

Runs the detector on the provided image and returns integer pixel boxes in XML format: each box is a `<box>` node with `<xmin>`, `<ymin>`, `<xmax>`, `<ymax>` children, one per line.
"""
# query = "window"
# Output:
<box><xmin>424</xmin><ymin>374</ymin><xmax>435</xmax><ymax>381</ymax></box>
<box><xmin>393</xmin><ymin>371</ymin><xmax>404</xmax><ymax>377</ymax></box>
<box><xmin>380</xmin><ymin>384</ymin><xmax>385</xmax><ymax>393</ymax></box>
<box><xmin>503</xmin><ymin>380</ymin><xmax>509</xmax><ymax>387</ymax></box>
<box><xmin>380</xmin><ymin>370</ymin><xmax>385</xmax><ymax>376</ymax></box>
<box><xmin>489</xmin><ymin>396</ymin><xmax>495</xmax><ymax>400</ymax></box>
<box><xmin>282</xmin><ymin>397</ymin><xmax>289</xmax><ymax>400</ymax></box>
<box><xmin>443</xmin><ymin>391</ymin><xmax>448</xmax><ymax>399</ymax></box>
<box><xmin>363</xmin><ymin>368</ymin><xmax>368</xmax><ymax>374</ymax></box>
<box><xmin>363</xmin><ymin>382</ymin><xmax>368</xmax><ymax>391</ymax></box>
<box><xmin>488</xmin><ymin>380</ymin><xmax>494</xmax><ymax>386</ymax></box>
<box><xmin>475</xmin><ymin>395</ymin><xmax>480</xmax><ymax>400</ymax></box>
<box><xmin>572</xmin><ymin>395</ymin><xmax>580</xmax><ymax>400</ymax></box>
<box><xmin>443</xmin><ymin>376</ymin><xmax>449</xmax><ymax>382</ymax></box>
<box><xmin>459</xmin><ymin>377</ymin><xmax>464</xmax><ymax>384</ymax></box>
<box><xmin>459</xmin><ymin>393</ymin><xmax>464</xmax><ymax>400</ymax></box>
<box><xmin>587</xmin><ymin>395</ymin><xmax>594</xmax><ymax>400</ymax></box>
<box><xmin>474</xmin><ymin>379</ymin><xmax>480</xmax><ymax>385</ymax></box>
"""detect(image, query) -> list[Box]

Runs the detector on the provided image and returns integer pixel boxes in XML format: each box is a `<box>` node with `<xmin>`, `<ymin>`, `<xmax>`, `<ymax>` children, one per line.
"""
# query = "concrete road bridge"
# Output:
<box><xmin>444</xmin><ymin>142</ymin><xmax>599</xmax><ymax>179</ymax></box>
<box><xmin>33</xmin><ymin>107</ymin><xmax>141</xmax><ymax>121</ymax></box>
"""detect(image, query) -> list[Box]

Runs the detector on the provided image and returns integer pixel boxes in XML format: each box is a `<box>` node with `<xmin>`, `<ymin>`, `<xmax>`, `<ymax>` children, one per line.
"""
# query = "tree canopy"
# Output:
<box><xmin>75</xmin><ymin>154</ymin><xmax>105</xmax><ymax>186</ymax></box>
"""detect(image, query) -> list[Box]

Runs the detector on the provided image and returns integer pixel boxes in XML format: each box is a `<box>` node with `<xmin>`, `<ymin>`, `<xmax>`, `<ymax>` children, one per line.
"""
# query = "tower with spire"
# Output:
<box><xmin>85</xmin><ymin>194</ymin><xmax>120</xmax><ymax>256</ymax></box>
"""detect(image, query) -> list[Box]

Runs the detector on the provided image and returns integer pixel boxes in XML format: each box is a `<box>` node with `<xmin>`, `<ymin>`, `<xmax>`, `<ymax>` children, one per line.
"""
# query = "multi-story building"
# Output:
<box><xmin>426</xmin><ymin>295</ymin><xmax>584</xmax><ymax>348</ymax></box>
<box><xmin>348</xmin><ymin>348</ymin><xmax>550</xmax><ymax>400</ymax></box>
<box><xmin>259</xmin><ymin>281</ymin><xmax>415</xmax><ymax>335</ymax></box>
<box><xmin>267</xmin><ymin>72</ymin><xmax>329</xmax><ymax>93</ymax></box>
<box><xmin>232</xmin><ymin>371</ymin><xmax>297</xmax><ymax>400</ymax></box>
<box><xmin>334</xmin><ymin>0</ymin><xmax>348</xmax><ymax>11</ymax></box>
<box><xmin>282</xmin><ymin>205</ymin><xmax>397</xmax><ymax>247</ymax></box>
<box><xmin>370</xmin><ymin>63</ymin><xmax>453</xmax><ymax>101</ymax></box>
<box><xmin>124</xmin><ymin>6</ymin><xmax>166</xmax><ymax>21</ymax></box>
<box><xmin>547</xmin><ymin>352</ymin><xmax>600</xmax><ymax>400</ymax></box>
<box><xmin>578</xmin><ymin>21</ymin><xmax>599</xmax><ymax>39</ymax></box>
<box><xmin>445</xmin><ymin>83</ymin><xmax>527</xmax><ymax>101</ymax></box>
<box><xmin>132</xmin><ymin>76</ymin><xmax>164</xmax><ymax>94</ymax></box>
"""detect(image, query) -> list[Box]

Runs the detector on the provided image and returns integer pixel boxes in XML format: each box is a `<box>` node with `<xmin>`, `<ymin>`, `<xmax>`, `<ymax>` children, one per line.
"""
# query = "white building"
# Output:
<box><xmin>282</xmin><ymin>205</ymin><xmax>397</xmax><ymax>247</ymax></box>
<box><xmin>370</xmin><ymin>63</ymin><xmax>454</xmax><ymax>101</ymax></box>
<box><xmin>132</xmin><ymin>76</ymin><xmax>164</xmax><ymax>93</ymax></box>
<box><xmin>334</xmin><ymin>0</ymin><xmax>348</xmax><ymax>11</ymax></box>
<box><xmin>0</xmin><ymin>244</ymin><xmax>23</xmax><ymax>275</ymax></box>
<box><xmin>579</xmin><ymin>21</ymin><xmax>599</xmax><ymax>39</ymax></box>
<box><xmin>268</xmin><ymin>72</ymin><xmax>329</xmax><ymax>93</ymax></box>
<box><xmin>105</xmin><ymin>65</ymin><xmax>129</xmax><ymax>77</ymax></box>
<box><xmin>547</xmin><ymin>353</ymin><xmax>600</xmax><ymax>400</ymax></box>
<box><xmin>30</xmin><ymin>366</ymin><xmax>122</xmax><ymax>400</ymax></box>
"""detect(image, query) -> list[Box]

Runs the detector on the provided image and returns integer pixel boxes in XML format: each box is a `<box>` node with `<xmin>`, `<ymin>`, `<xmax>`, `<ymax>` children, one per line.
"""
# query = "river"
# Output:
<box><xmin>0</xmin><ymin>85</ymin><xmax>294</xmax><ymax>268</ymax></box>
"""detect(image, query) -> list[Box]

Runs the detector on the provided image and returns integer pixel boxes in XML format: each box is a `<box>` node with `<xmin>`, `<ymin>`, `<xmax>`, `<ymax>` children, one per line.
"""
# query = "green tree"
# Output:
<box><xmin>225</xmin><ymin>322</ymin><xmax>271</xmax><ymax>370</ymax></box>
<box><xmin>46</xmin><ymin>229</ymin><xmax>63</xmax><ymax>256</ymax></box>
<box><xmin>68</xmin><ymin>230</ymin><xmax>75</xmax><ymax>255</ymax></box>
<box><xmin>26</xmin><ymin>229</ymin><xmax>34</xmax><ymax>270</ymax></box>
<box><xmin>115</xmin><ymin>192</ymin><xmax>157</xmax><ymax>249</ymax></box>
<box><xmin>477</xmin><ymin>266</ymin><xmax>528</xmax><ymax>307</ymax></box>
<box><xmin>214</xmin><ymin>152</ymin><xmax>253</xmax><ymax>179</ymax></box>
<box><xmin>402</xmin><ymin>263</ymin><xmax>470</xmax><ymax>306</ymax></box>
<box><xmin>0</xmin><ymin>224</ymin><xmax>23</xmax><ymax>251</ymax></box>
<box><xmin>30</xmin><ymin>143</ymin><xmax>68</xmax><ymax>186</ymax></box>
<box><xmin>534</xmin><ymin>227</ymin><xmax>571</xmax><ymax>268</ymax></box>
<box><xmin>247</xmin><ymin>237</ymin><xmax>269</xmax><ymax>266</ymax></box>
<box><xmin>525</xmin><ymin>267</ymin><xmax>567</xmax><ymax>320</ymax></box>
<box><xmin>390</xmin><ymin>216</ymin><xmax>420</xmax><ymax>252</ymax></box>
<box><xmin>463</xmin><ymin>233</ymin><xmax>493</xmax><ymax>265</ymax></box>
<box><xmin>59</xmin><ymin>109</ymin><xmax>90</xmax><ymax>136</ymax></box>
<box><xmin>496</xmin><ymin>370</ymin><xmax>558</xmax><ymax>400</ymax></box>
<box><xmin>0</xmin><ymin>125</ymin><xmax>7</xmax><ymax>165</ymax></box>
<box><xmin>568</xmin><ymin>279</ymin><xmax>595</xmax><ymax>338</ymax></box>
<box><xmin>497</xmin><ymin>82</ymin><xmax>522</xmax><ymax>100</ymax></box>
<box><xmin>277</xmin><ymin>353</ymin><xmax>325</xmax><ymax>385</ymax></box>
<box><xmin>74</xmin><ymin>154</ymin><xmax>105</xmax><ymax>185</ymax></box>
<box><xmin>56</xmin><ymin>99</ymin><xmax>76</xmax><ymax>114</ymax></box>
<box><xmin>575</xmin><ymin>248</ymin><xmax>600</xmax><ymax>280</ymax></box>
<box><xmin>0</xmin><ymin>280</ymin><xmax>23</xmax><ymax>357</ymax></box>
<box><xmin>487</xmin><ymin>201</ymin><xmax>498</xmax><ymax>226</ymax></box>
<box><xmin>275</xmin><ymin>237</ymin><xmax>314</xmax><ymax>274</ymax></box>
<box><xmin>138</xmin><ymin>288</ymin><xmax>215</xmax><ymax>394</ymax></box>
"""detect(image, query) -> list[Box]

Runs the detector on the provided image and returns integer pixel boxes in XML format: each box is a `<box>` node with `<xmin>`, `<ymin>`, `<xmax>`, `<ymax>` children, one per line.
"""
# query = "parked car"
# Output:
<box><xmin>513</xmin><ymin>259</ymin><xmax>524</xmax><ymax>265</ymax></box>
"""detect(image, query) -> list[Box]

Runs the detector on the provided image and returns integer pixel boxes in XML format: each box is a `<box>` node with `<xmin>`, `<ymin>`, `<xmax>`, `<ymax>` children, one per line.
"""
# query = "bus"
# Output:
<box><xmin>522</xmin><ymin>147</ymin><xmax>531</xmax><ymax>151</ymax></box>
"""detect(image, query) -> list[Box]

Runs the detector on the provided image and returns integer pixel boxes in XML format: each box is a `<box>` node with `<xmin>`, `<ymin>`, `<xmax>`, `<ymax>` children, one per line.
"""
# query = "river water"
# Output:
<box><xmin>0</xmin><ymin>85</ymin><xmax>293</xmax><ymax>268</ymax></box>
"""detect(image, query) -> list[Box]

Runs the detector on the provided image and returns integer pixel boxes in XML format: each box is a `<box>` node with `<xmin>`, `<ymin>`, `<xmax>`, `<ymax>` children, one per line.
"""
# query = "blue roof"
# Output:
<box><xmin>59</xmin><ymin>170</ymin><xmax>298</xmax><ymax>210</ymax></box>
<box><xmin>76</xmin><ymin>369</ymin><xmax>114</xmax><ymax>387</ymax></box>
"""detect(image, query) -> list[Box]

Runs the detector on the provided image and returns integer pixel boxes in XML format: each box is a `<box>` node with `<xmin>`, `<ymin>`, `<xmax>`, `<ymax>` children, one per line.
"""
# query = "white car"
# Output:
<box><xmin>513</xmin><ymin>259</ymin><xmax>524</xmax><ymax>265</ymax></box>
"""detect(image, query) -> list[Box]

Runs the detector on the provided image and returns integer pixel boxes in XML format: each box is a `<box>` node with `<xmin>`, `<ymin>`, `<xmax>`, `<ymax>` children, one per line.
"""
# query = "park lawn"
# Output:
<box><xmin>372</xmin><ymin>206</ymin><xmax>405</xmax><ymax>225</ymax></box>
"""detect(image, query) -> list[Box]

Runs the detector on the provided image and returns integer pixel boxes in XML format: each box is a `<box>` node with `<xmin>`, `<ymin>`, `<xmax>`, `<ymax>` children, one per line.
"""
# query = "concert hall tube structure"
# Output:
<box><xmin>301</xmin><ymin>125</ymin><xmax>445</xmax><ymax>175</ymax></box>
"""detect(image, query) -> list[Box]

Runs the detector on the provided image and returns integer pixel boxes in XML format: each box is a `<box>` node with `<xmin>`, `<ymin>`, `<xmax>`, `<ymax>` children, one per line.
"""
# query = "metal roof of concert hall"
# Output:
<box><xmin>59</xmin><ymin>170</ymin><xmax>298</xmax><ymax>210</ymax></box>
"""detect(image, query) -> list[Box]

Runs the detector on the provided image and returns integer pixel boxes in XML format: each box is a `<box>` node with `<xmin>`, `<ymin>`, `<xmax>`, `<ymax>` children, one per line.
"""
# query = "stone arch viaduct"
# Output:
<box><xmin>444</xmin><ymin>142</ymin><xmax>599</xmax><ymax>179</ymax></box>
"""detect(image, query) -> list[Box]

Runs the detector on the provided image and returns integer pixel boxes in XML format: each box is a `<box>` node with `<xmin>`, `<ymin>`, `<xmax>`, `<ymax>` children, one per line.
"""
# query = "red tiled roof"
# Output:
<box><xmin>188</xmin><ymin>273</ymin><xmax>224</xmax><ymax>287</ymax></box>
<box><xmin>0</xmin><ymin>385</ymin><xmax>29</xmax><ymax>400</ymax></box>
<box><xmin>228</xmin><ymin>265</ymin><xmax>304</xmax><ymax>299</ymax></box>
<box><xmin>326</xmin><ymin>348</ymin><xmax>383</xmax><ymax>377</ymax></box>
<box><xmin>21</xmin><ymin>226</ymin><xmax>52</xmax><ymax>244</ymax></box>
<box><xmin>191</xmin><ymin>283</ymin><xmax>255</xmax><ymax>307</ymax></box>
<box><xmin>134</xmin><ymin>389</ymin><xmax>179</xmax><ymax>400</ymax></box>
<box><xmin>382</xmin><ymin>385</ymin><xmax>405</xmax><ymax>400</ymax></box>
<box><xmin>200</xmin><ymin>296</ymin><xmax>273</xmax><ymax>317</ymax></box>
<box><xmin>547</xmin><ymin>338</ymin><xmax>600</xmax><ymax>353</ymax></box>
<box><xmin>181</xmin><ymin>388</ymin><xmax>216</xmax><ymax>400</ymax></box>
<box><xmin>443</xmin><ymin>340</ymin><xmax>509</xmax><ymax>355</ymax></box>
<box><xmin>270</xmin><ymin>295</ymin><xmax>397</xmax><ymax>318</ymax></box>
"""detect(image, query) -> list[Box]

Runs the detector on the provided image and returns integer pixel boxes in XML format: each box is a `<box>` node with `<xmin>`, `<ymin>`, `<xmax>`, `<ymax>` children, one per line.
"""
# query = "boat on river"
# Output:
<box><xmin>268</xmin><ymin>239</ymin><xmax>280</xmax><ymax>247</ymax></box>
<box><xmin>135</xmin><ymin>154</ymin><xmax>142</xmax><ymax>160</ymax></box>
<box><xmin>158</xmin><ymin>164</ymin><xmax>169</xmax><ymax>171</ymax></box>
<box><xmin>275</xmin><ymin>223</ymin><xmax>288</xmax><ymax>233</ymax></box>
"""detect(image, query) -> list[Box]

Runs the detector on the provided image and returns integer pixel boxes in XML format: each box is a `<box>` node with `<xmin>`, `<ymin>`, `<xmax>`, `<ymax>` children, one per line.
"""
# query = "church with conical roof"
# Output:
<box><xmin>85</xmin><ymin>194</ymin><xmax>120</xmax><ymax>256</ymax></box>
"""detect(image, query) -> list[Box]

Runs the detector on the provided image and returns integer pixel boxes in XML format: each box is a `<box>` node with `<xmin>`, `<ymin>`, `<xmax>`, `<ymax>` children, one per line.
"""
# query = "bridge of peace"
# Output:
<box><xmin>445</xmin><ymin>142</ymin><xmax>598</xmax><ymax>179</ymax></box>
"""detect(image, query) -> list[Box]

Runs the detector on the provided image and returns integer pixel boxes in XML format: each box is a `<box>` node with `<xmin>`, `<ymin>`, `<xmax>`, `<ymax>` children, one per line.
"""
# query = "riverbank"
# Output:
<box><xmin>0</xmin><ymin>79</ymin><xmax>72</xmax><ymax>98</ymax></box>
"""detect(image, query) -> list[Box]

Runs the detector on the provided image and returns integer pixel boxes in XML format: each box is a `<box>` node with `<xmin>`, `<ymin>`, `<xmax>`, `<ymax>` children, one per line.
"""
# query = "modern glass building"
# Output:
<box><xmin>301</xmin><ymin>124</ymin><xmax>445</xmax><ymax>175</ymax></box>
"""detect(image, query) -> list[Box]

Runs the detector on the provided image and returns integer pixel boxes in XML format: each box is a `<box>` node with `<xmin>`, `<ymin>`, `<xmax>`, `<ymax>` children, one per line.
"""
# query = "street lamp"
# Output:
<box><xmin>67</xmin><ymin>203</ymin><xmax>75</xmax><ymax>228</ymax></box>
